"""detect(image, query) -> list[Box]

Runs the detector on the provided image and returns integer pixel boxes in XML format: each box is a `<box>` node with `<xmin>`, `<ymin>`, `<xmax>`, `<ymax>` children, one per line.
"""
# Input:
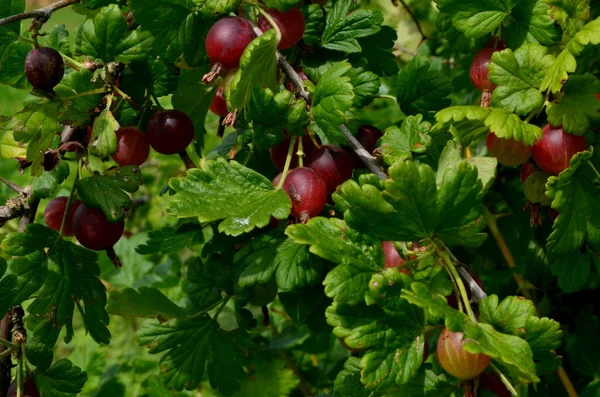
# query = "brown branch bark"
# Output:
<box><xmin>340</xmin><ymin>125</ymin><xmax>388</xmax><ymax>180</ymax></box>
<box><xmin>0</xmin><ymin>314</ymin><xmax>11</xmax><ymax>397</ymax></box>
<box><xmin>0</xmin><ymin>0</ymin><xmax>80</xmax><ymax>27</ymax></box>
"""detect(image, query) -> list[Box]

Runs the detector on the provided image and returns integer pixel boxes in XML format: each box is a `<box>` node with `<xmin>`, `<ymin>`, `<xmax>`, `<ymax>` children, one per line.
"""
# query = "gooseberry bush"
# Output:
<box><xmin>0</xmin><ymin>0</ymin><xmax>599</xmax><ymax>395</ymax></box>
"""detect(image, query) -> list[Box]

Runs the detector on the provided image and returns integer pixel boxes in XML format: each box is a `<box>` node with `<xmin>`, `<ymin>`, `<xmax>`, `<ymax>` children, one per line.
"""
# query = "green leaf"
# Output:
<box><xmin>435</xmin><ymin>0</ymin><xmax>514</xmax><ymax>39</ymax></box>
<box><xmin>381</xmin><ymin>115</ymin><xmax>432</xmax><ymax>165</ymax></box>
<box><xmin>2</xmin><ymin>224</ymin><xmax>110</xmax><ymax>347</ymax></box>
<box><xmin>302</xmin><ymin>5</ymin><xmax>325</xmax><ymax>46</ymax></box>
<box><xmin>168</xmin><ymin>159</ymin><xmax>291</xmax><ymax>236</ymax></box>
<box><xmin>35</xmin><ymin>359</ymin><xmax>87</xmax><ymax>397</ymax></box>
<box><xmin>346</xmin><ymin>63</ymin><xmax>380</xmax><ymax>107</ymax></box>
<box><xmin>88</xmin><ymin>108</ymin><xmax>118</xmax><ymax>158</ymax></box>
<box><xmin>504</xmin><ymin>0</ymin><xmax>560</xmax><ymax>47</ymax></box>
<box><xmin>321</xmin><ymin>1</ymin><xmax>383</xmax><ymax>53</ymax></box>
<box><xmin>356</xmin><ymin>26</ymin><xmax>399</xmax><ymax>77</ymax></box>
<box><xmin>236</xmin><ymin>233</ymin><xmax>324</xmax><ymax>292</ymax></box>
<box><xmin>396</xmin><ymin>55</ymin><xmax>452</xmax><ymax>119</ymax></box>
<box><xmin>136</xmin><ymin>221</ymin><xmax>205</xmax><ymax>255</ymax></box>
<box><xmin>549</xmin><ymin>249</ymin><xmax>594</xmax><ymax>292</ymax></box>
<box><xmin>0</xmin><ymin>0</ymin><xmax>24</xmax><ymax>50</ymax></box>
<box><xmin>137</xmin><ymin>317</ymin><xmax>249</xmax><ymax>394</ymax></box>
<box><xmin>32</xmin><ymin>162</ymin><xmax>70</xmax><ymax>199</ymax></box>
<box><xmin>565</xmin><ymin>310</ymin><xmax>600</xmax><ymax>378</ymax></box>
<box><xmin>77</xmin><ymin>166</ymin><xmax>144</xmax><ymax>222</ymax></box>
<box><xmin>229</xmin><ymin>357</ymin><xmax>299</xmax><ymax>397</ymax></box>
<box><xmin>0</xmin><ymin>41</ymin><xmax>33</xmax><ymax>89</ymax></box>
<box><xmin>546</xmin><ymin>74</ymin><xmax>600</xmax><ymax>135</ymax></box>
<box><xmin>45</xmin><ymin>25</ymin><xmax>70</xmax><ymax>54</ymax></box>
<box><xmin>334</xmin><ymin>357</ymin><xmax>368</xmax><ymax>397</ymax></box>
<box><xmin>75</xmin><ymin>4</ymin><xmax>153</xmax><ymax>63</ymax></box>
<box><xmin>197</xmin><ymin>0</ymin><xmax>241</xmax><ymax>19</ymax></box>
<box><xmin>55</xmin><ymin>69</ymin><xmax>105</xmax><ymax>126</ymax></box>
<box><xmin>262</xmin><ymin>0</ymin><xmax>300</xmax><ymax>11</ymax></box>
<box><xmin>171</xmin><ymin>68</ymin><xmax>213</xmax><ymax>150</ymax></box>
<box><xmin>187</xmin><ymin>257</ymin><xmax>227</xmax><ymax>311</ymax></box>
<box><xmin>488</xmin><ymin>44</ymin><xmax>555</xmax><ymax>116</ymax></box>
<box><xmin>312</xmin><ymin>62</ymin><xmax>355</xmax><ymax>144</ymax></box>
<box><xmin>107</xmin><ymin>287</ymin><xmax>186</xmax><ymax>320</ymax></box>
<box><xmin>227</xmin><ymin>30</ymin><xmax>279</xmax><ymax>111</ymax></box>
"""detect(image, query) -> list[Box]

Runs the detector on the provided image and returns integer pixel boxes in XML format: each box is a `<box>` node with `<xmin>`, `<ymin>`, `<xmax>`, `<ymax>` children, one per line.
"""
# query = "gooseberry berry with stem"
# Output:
<box><xmin>520</xmin><ymin>162</ymin><xmax>539</xmax><ymax>183</ymax></box>
<box><xmin>523</xmin><ymin>171</ymin><xmax>551</xmax><ymax>206</ymax></box>
<box><xmin>147</xmin><ymin>110</ymin><xmax>195</xmax><ymax>155</ymax></box>
<box><xmin>270</xmin><ymin>134</ymin><xmax>316</xmax><ymax>171</ymax></box>
<box><xmin>206</xmin><ymin>17</ymin><xmax>256</xmax><ymax>69</ymax></box>
<box><xmin>273</xmin><ymin>167</ymin><xmax>327</xmax><ymax>222</ymax></box>
<box><xmin>24</xmin><ymin>47</ymin><xmax>64</xmax><ymax>90</ymax></box>
<box><xmin>44</xmin><ymin>196</ymin><xmax>82</xmax><ymax>237</ymax></box>
<box><xmin>209</xmin><ymin>86</ymin><xmax>229</xmax><ymax>117</ymax></box>
<box><xmin>258</xmin><ymin>7</ymin><xmax>306</xmax><ymax>50</ymax></box>
<box><xmin>112</xmin><ymin>126</ymin><xmax>150</xmax><ymax>166</ymax></box>
<box><xmin>437</xmin><ymin>328</ymin><xmax>491</xmax><ymax>380</ymax></box>
<box><xmin>73</xmin><ymin>205</ymin><xmax>125</xmax><ymax>251</ymax></box>
<box><xmin>470</xmin><ymin>47</ymin><xmax>500</xmax><ymax>91</ymax></box>
<box><xmin>382</xmin><ymin>242</ymin><xmax>407</xmax><ymax>273</ymax></box>
<box><xmin>486</xmin><ymin>132</ymin><xmax>531</xmax><ymax>166</ymax></box>
<box><xmin>307</xmin><ymin>145</ymin><xmax>353</xmax><ymax>193</ymax></box>
<box><xmin>531</xmin><ymin>124</ymin><xmax>587</xmax><ymax>175</ymax></box>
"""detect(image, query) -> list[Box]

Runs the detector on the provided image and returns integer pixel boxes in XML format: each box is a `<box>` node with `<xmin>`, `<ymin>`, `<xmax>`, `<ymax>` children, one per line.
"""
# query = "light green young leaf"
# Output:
<box><xmin>322</xmin><ymin>1</ymin><xmax>383</xmax><ymax>53</ymax></box>
<box><xmin>55</xmin><ymin>69</ymin><xmax>105</xmax><ymax>126</ymax></box>
<box><xmin>88</xmin><ymin>108</ymin><xmax>118</xmax><ymax>158</ymax></box>
<box><xmin>168</xmin><ymin>159</ymin><xmax>291</xmax><ymax>236</ymax></box>
<box><xmin>546</xmin><ymin>74</ymin><xmax>600</xmax><ymax>135</ymax></box>
<box><xmin>381</xmin><ymin>115</ymin><xmax>432</xmax><ymax>165</ymax></box>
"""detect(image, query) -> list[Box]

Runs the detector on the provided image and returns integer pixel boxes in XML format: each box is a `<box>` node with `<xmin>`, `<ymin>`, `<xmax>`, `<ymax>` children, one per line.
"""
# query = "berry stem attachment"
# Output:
<box><xmin>297</xmin><ymin>136</ymin><xmax>304</xmax><ymax>168</ymax></box>
<box><xmin>277</xmin><ymin>136</ymin><xmax>298</xmax><ymax>190</ymax></box>
<box><xmin>340</xmin><ymin>125</ymin><xmax>388</xmax><ymax>180</ymax></box>
<box><xmin>179</xmin><ymin>151</ymin><xmax>196</xmax><ymax>170</ymax></box>
<box><xmin>0</xmin><ymin>0</ymin><xmax>80</xmax><ymax>27</ymax></box>
<box><xmin>489</xmin><ymin>362</ymin><xmax>518</xmax><ymax>396</ymax></box>
<box><xmin>113</xmin><ymin>86</ymin><xmax>141</xmax><ymax>111</ymax></box>
<box><xmin>61</xmin><ymin>88</ymin><xmax>108</xmax><ymax>101</ymax></box>
<box><xmin>256</xmin><ymin>6</ymin><xmax>282</xmax><ymax>42</ymax></box>
<box><xmin>61</xmin><ymin>53</ymin><xmax>85</xmax><ymax>71</ymax></box>
<box><xmin>59</xmin><ymin>164</ymin><xmax>80</xmax><ymax>237</ymax></box>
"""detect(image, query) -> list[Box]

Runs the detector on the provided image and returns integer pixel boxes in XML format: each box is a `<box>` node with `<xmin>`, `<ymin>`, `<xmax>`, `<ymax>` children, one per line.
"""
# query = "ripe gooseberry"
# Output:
<box><xmin>209</xmin><ymin>86</ymin><xmax>229</xmax><ymax>117</ymax></box>
<box><xmin>520</xmin><ymin>162</ymin><xmax>539</xmax><ymax>183</ymax></box>
<box><xmin>258</xmin><ymin>7</ymin><xmax>306</xmax><ymax>50</ymax></box>
<box><xmin>273</xmin><ymin>167</ymin><xmax>327</xmax><ymax>222</ymax></box>
<box><xmin>470</xmin><ymin>47</ymin><xmax>501</xmax><ymax>91</ymax></box>
<box><xmin>479</xmin><ymin>373</ymin><xmax>511</xmax><ymax>397</ymax></box>
<box><xmin>7</xmin><ymin>375</ymin><xmax>40</xmax><ymax>397</ymax></box>
<box><xmin>73</xmin><ymin>205</ymin><xmax>125</xmax><ymax>251</ymax></box>
<box><xmin>437</xmin><ymin>328</ymin><xmax>491</xmax><ymax>380</ymax></box>
<box><xmin>44</xmin><ymin>197</ymin><xmax>82</xmax><ymax>237</ymax></box>
<box><xmin>486</xmin><ymin>132</ymin><xmax>531</xmax><ymax>166</ymax></box>
<box><xmin>248</xmin><ymin>280</ymin><xmax>278</xmax><ymax>306</ymax></box>
<box><xmin>307</xmin><ymin>145</ymin><xmax>353</xmax><ymax>193</ymax></box>
<box><xmin>270</xmin><ymin>134</ymin><xmax>316</xmax><ymax>171</ymax></box>
<box><xmin>382</xmin><ymin>242</ymin><xmax>407</xmax><ymax>273</ymax></box>
<box><xmin>350</xmin><ymin>125</ymin><xmax>383</xmax><ymax>168</ymax></box>
<box><xmin>147</xmin><ymin>110</ymin><xmax>195</xmax><ymax>155</ymax></box>
<box><xmin>112</xmin><ymin>126</ymin><xmax>150</xmax><ymax>166</ymax></box>
<box><xmin>531</xmin><ymin>124</ymin><xmax>587</xmax><ymax>175</ymax></box>
<box><xmin>24</xmin><ymin>47</ymin><xmax>64</xmax><ymax>90</ymax></box>
<box><xmin>523</xmin><ymin>171</ymin><xmax>551</xmax><ymax>206</ymax></box>
<box><xmin>206</xmin><ymin>17</ymin><xmax>256</xmax><ymax>69</ymax></box>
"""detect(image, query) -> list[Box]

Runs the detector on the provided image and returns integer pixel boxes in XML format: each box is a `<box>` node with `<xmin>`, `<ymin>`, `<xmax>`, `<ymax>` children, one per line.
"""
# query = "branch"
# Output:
<box><xmin>0</xmin><ymin>0</ymin><xmax>80</xmax><ymax>27</ymax></box>
<box><xmin>340</xmin><ymin>125</ymin><xmax>388</xmax><ymax>180</ymax></box>
<box><xmin>0</xmin><ymin>189</ymin><xmax>32</xmax><ymax>228</ymax></box>
<box><xmin>0</xmin><ymin>314</ymin><xmax>11</xmax><ymax>397</ymax></box>
<box><xmin>396</xmin><ymin>0</ymin><xmax>428</xmax><ymax>42</ymax></box>
<box><xmin>277</xmin><ymin>53</ymin><xmax>311</xmax><ymax>103</ymax></box>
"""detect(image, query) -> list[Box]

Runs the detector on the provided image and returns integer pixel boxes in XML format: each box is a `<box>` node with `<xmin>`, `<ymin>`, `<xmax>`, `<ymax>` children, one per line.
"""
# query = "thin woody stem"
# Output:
<box><xmin>0</xmin><ymin>0</ymin><xmax>80</xmax><ymax>27</ymax></box>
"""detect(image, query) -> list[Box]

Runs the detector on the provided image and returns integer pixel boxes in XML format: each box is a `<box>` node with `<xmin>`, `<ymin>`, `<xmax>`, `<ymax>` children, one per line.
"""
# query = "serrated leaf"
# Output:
<box><xmin>504</xmin><ymin>0</ymin><xmax>560</xmax><ymax>47</ymax></box>
<box><xmin>435</xmin><ymin>0</ymin><xmax>513</xmax><ymax>39</ymax></box>
<box><xmin>2</xmin><ymin>224</ymin><xmax>110</xmax><ymax>347</ymax></box>
<box><xmin>321</xmin><ymin>1</ymin><xmax>383</xmax><ymax>53</ymax></box>
<box><xmin>55</xmin><ymin>69</ymin><xmax>105</xmax><ymax>126</ymax></box>
<box><xmin>231</xmin><ymin>357</ymin><xmax>298</xmax><ymax>397</ymax></box>
<box><xmin>546</xmin><ymin>74</ymin><xmax>600</xmax><ymax>135</ymax></box>
<box><xmin>197</xmin><ymin>0</ymin><xmax>241</xmax><ymax>19</ymax></box>
<box><xmin>107</xmin><ymin>287</ymin><xmax>186</xmax><ymax>320</ymax></box>
<box><xmin>227</xmin><ymin>30</ymin><xmax>279</xmax><ymax>110</ymax></box>
<box><xmin>302</xmin><ymin>5</ymin><xmax>324</xmax><ymax>46</ymax></box>
<box><xmin>136</xmin><ymin>221</ymin><xmax>204</xmax><ymax>255</ymax></box>
<box><xmin>45</xmin><ymin>25</ymin><xmax>70</xmax><ymax>54</ymax></box>
<box><xmin>334</xmin><ymin>357</ymin><xmax>368</xmax><ymax>397</ymax></box>
<box><xmin>77</xmin><ymin>166</ymin><xmax>144</xmax><ymax>222</ymax></box>
<box><xmin>75</xmin><ymin>4</ymin><xmax>153</xmax><ymax>63</ymax></box>
<box><xmin>168</xmin><ymin>159</ymin><xmax>291</xmax><ymax>236</ymax></box>
<box><xmin>88</xmin><ymin>108</ymin><xmax>118</xmax><ymax>158</ymax></box>
<box><xmin>32</xmin><ymin>161</ymin><xmax>70</xmax><ymax>199</ymax></box>
<box><xmin>35</xmin><ymin>359</ymin><xmax>87</xmax><ymax>397</ymax></box>
<box><xmin>488</xmin><ymin>44</ymin><xmax>555</xmax><ymax>116</ymax></box>
<box><xmin>356</xmin><ymin>26</ymin><xmax>399</xmax><ymax>77</ymax></box>
<box><xmin>187</xmin><ymin>257</ymin><xmax>225</xmax><ymax>311</ymax></box>
<box><xmin>565</xmin><ymin>310</ymin><xmax>600</xmax><ymax>378</ymax></box>
<box><xmin>381</xmin><ymin>115</ymin><xmax>432</xmax><ymax>165</ymax></box>
<box><xmin>396</xmin><ymin>55</ymin><xmax>452</xmax><ymax>119</ymax></box>
<box><xmin>0</xmin><ymin>0</ymin><xmax>24</xmax><ymax>50</ymax></box>
<box><xmin>0</xmin><ymin>41</ymin><xmax>33</xmax><ymax>89</ymax></box>
<box><xmin>347</xmin><ymin>64</ymin><xmax>380</xmax><ymax>107</ymax></box>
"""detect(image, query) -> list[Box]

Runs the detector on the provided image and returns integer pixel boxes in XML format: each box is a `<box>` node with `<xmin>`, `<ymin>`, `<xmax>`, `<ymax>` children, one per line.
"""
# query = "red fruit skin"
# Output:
<box><xmin>206</xmin><ymin>17</ymin><xmax>256</xmax><ymax>68</ymax></box>
<box><xmin>382</xmin><ymin>241</ymin><xmax>407</xmax><ymax>270</ymax></box>
<box><xmin>531</xmin><ymin>125</ymin><xmax>587</xmax><ymax>175</ymax></box>
<box><xmin>270</xmin><ymin>134</ymin><xmax>316</xmax><ymax>171</ymax></box>
<box><xmin>147</xmin><ymin>110</ymin><xmax>195</xmax><ymax>155</ymax></box>
<box><xmin>112</xmin><ymin>126</ymin><xmax>150</xmax><ymax>166</ymax></box>
<box><xmin>8</xmin><ymin>376</ymin><xmax>41</xmax><ymax>397</ymax></box>
<box><xmin>307</xmin><ymin>145</ymin><xmax>353</xmax><ymax>193</ymax></box>
<box><xmin>44</xmin><ymin>197</ymin><xmax>82</xmax><ymax>237</ymax></box>
<box><xmin>520</xmin><ymin>162</ymin><xmax>539</xmax><ymax>184</ymax></box>
<box><xmin>470</xmin><ymin>47</ymin><xmax>500</xmax><ymax>91</ymax></box>
<box><xmin>423</xmin><ymin>340</ymin><xmax>430</xmax><ymax>363</ymax></box>
<box><xmin>73</xmin><ymin>205</ymin><xmax>125</xmax><ymax>251</ymax></box>
<box><xmin>276</xmin><ymin>167</ymin><xmax>327</xmax><ymax>221</ymax></box>
<box><xmin>25</xmin><ymin>47</ymin><xmax>64</xmax><ymax>90</ymax></box>
<box><xmin>479</xmin><ymin>373</ymin><xmax>511</xmax><ymax>397</ymax></box>
<box><xmin>351</xmin><ymin>125</ymin><xmax>383</xmax><ymax>168</ymax></box>
<box><xmin>486</xmin><ymin>132</ymin><xmax>531</xmax><ymax>166</ymax></box>
<box><xmin>209</xmin><ymin>86</ymin><xmax>229</xmax><ymax>117</ymax></box>
<box><xmin>258</xmin><ymin>8</ymin><xmax>306</xmax><ymax>50</ymax></box>
<box><xmin>437</xmin><ymin>328</ymin><xmax>491</xmax><ymax>380</ymax></box>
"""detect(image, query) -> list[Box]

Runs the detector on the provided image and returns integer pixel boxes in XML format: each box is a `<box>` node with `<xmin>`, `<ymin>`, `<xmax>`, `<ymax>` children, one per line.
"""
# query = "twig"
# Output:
<box><xmin>340</xmin><ymin>125</ymin><xmax>388</xmax><ymax>180</ymax></box>
<box><xmin>0</xmin><ymin>314</ymin><xmax>11</xmax><ymax>397</ymax></box>
<box><xmin>396</xmin><ymin>0</ymin><xmax>428</xmax><ymax>42</ymax></box>
<box><xmin>18</xmin><ymin>198</ymin><xmax>40</xmax><ymax>233</ymax></box>
<box><xmin>0</xmin><ymin>178</ymin><xmax>25</xmax><ymax>195</ymax></box>
<box><xmin>0</xmin><ymin>188</ymin><xmax>33</xmax><ymax>228</ymax></box>
<box><xmin>557</xmin><ymin>366</ymin><xmax>579</xmax><ymax>397</ymax></box>
<box><xmin>0</xmin><ymin>0</ymin><xmax>80</xmax><ymax>27</ymax></box>
<box><xmin>281</xmin><ymin>350</ymin><xmax>312</xmax><ymax>396</ymax></box>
